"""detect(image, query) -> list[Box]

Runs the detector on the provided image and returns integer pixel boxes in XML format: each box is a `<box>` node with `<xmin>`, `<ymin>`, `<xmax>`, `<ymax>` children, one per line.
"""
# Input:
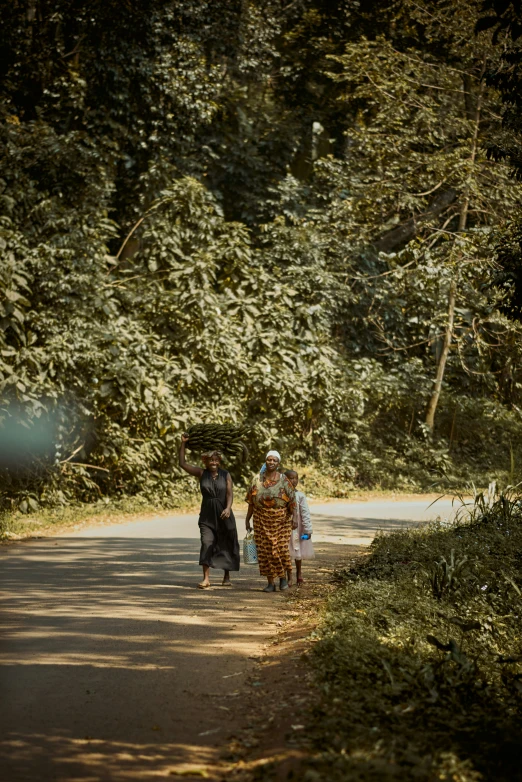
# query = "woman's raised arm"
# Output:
<box><xmin>178</xmin><ymin>434</ymin><xmax>203</xmax><ymax>478</ymax></box>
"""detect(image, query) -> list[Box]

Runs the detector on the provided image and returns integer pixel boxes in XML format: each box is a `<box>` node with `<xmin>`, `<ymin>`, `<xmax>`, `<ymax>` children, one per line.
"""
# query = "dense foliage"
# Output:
<box><xmin>1</xmin><ymin>0</ymin><xmax>522</xmax><ymax>512</ymax></box>
<box><xmin>307</xmin><ymin>485</ymin><xmax>522</xmax><ymax>781</ymax></box>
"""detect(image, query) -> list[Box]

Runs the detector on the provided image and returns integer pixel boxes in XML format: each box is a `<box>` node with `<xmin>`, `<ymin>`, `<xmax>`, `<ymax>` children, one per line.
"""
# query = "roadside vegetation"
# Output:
<box><xmin>303</xmin><ymin>484</ymin><xmax>522</xmax><ymax>781</ymax></box>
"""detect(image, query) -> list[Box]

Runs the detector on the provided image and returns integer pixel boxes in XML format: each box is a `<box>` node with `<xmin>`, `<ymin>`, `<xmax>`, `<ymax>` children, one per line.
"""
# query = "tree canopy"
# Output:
<box><xmin>1</xmin><ymin>0</ymin><xmax>522</xmax><ymax>512</ymax></box>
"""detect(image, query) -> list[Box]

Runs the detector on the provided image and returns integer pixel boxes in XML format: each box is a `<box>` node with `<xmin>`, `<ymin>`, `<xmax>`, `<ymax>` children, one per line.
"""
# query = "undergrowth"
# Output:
<box><xmin>305</xmin><ymin>483</ymin><xmax>522</xmax><ymax>781</ymax></box>
<box><xmin>0</xmin><ymin>483</ymin><xmax>201</xmax><ymax>540</ymax></box>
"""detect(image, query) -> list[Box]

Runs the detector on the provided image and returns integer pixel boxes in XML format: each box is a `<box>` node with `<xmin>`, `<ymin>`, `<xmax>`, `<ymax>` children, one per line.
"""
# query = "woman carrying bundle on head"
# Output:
<box><xmin>245</xmin><ymin>450</ymin><xmax>297</xmax><ymax>592</ymax></box>
<box><xmin>179</xmin><ymin>433</ymin><xmax>240</xmax><ymax>589</ymax></box>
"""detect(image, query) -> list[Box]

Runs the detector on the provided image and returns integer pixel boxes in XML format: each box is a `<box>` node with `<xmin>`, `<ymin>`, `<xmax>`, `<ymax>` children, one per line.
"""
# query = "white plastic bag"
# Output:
<box><xmin>243</xmin><ymin>530</ymin><xmax>258</xmax><ymax>565</ymax></box>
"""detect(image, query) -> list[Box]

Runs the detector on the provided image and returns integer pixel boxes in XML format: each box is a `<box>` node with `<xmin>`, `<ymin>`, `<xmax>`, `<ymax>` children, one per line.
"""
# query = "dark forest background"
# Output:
<box><xmin>2</xmin><ymin>0</ymin><xmax>522</xmax><ymax>511</ymax></box>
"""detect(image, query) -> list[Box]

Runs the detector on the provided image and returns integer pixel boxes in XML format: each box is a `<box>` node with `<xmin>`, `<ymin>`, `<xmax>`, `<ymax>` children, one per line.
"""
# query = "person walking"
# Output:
<box><xmin>179</xmin><ymin>433</ymin><xmax>240</xmax><ymax>588</ymax></box>
<box><xmin>245</xmin><ymin>450</ymin><xmax>296</xmax><ymax>592</ymax></box>
<box><xmin>284</xmin><ymin>469</ymin><xmax>314</xmax><ymax>585</ymax></box>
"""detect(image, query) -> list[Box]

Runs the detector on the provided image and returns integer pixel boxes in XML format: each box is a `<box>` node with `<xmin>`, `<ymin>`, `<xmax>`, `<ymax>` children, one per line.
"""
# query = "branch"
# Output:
<box><xmin>103</xmin><ymin>269</ymin><xmax>172</xmax><ymax>289</ymax></box>
<box><xmin>61</xmin><ymin>462</ymin><xmax>110</xmax><ymax>473</ymax></box>
<box><xmin>458</xmin><ymin>53</ymin><xmax>488</xmax><ymax>232</ymax></box>
<box><xmin>115</xmin><ymin>214</ymin><xmax>149</xmax><ymax>261</ymax></box>
<box><xmin>60</xmin><ymin>444</ymin><xmax>85</xmax><ymax>463</ymax></box>
<box><xmin>60</xmin><ymin>38</ymin><xmax>83</xmax><ymax>59</ymax></box>
<box><xmin>348</xmin><ymin>259</ymin><xmax>417</xmax><ymax>281</ymax></box>
<box><xmin>111</xmin><ymin>192</ymin><xmax>176</xmax><ymax>268</ymax></box>
<box><xmin>405</xmin><ymin>180</ymin><xmax>446</xmax><ymax>198</ymax></box>
<box><xmin>378</xmin><ymin>332</ymin><xmax>447</xmax><ymax>353</ymax></box>
<box><xmin>424</xmin><ymin>228</ymin><xmax>484</xmax><ymax>247</ymax></box>
<box><xmin>373</xmin><ymin>188</ymin><xmax>458</xmax><ymax>254</ymax></box>
<box><xmin>390</xmin><ymin>47</ymin><xmax>483</xmax><ymax>79</ymax></box>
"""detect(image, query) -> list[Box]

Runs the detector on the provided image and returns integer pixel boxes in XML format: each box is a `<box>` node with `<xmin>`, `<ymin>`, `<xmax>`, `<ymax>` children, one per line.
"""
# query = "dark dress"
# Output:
<box><xmin>198</xmin><ymin>468</ymin><xmax>240</xmax><ymax>571</ymax></box>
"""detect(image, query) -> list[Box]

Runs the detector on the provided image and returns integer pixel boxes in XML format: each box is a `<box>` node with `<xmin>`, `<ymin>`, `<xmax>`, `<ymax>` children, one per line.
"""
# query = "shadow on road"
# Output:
<box><xmin>0</xmin><ymin>536</ymin><xmax>294</xmax><ymax>781</ymax></box>
<box><xmin>0</xmin><ymin>500</ymin><xmax>440</xmax><ymax>781</ymax></box>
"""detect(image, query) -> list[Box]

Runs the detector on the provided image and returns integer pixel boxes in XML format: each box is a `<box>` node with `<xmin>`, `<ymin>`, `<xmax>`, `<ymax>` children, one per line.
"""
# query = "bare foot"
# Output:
<box><xmin>222</xmin><ymin>578</ymin><xmax>232</xmax><ymax>586</ymax></box>
<box><xmin>287</xmin><ymin>569</ymin><xmax>293</xmax><ymax>587</ymax></box>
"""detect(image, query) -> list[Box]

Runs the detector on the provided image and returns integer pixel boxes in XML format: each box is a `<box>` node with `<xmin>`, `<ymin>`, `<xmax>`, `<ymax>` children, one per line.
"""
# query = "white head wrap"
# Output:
<box><xmin>260</xmin><ymin>450</ymin><xmax>281</xmax><ymax>474</ymax></box>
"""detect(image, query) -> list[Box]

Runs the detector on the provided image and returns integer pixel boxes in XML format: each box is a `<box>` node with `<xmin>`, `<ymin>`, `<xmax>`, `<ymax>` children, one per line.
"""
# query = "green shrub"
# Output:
<box><xmin>308</xmin><ymin>485</ymin><xmax>522</xmax><ymax>781</ymax></box>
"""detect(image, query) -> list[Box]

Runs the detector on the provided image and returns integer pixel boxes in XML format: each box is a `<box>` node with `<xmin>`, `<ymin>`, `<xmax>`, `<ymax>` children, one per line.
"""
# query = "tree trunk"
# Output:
<box><xmin>424</xmin><ymin>56</ymin><xmax>486</xmax><ymax>432</ymax></box>
<box><xmin>425</xmin><ymin>279</ymin><xmax>457</xmax><ymax>432</ymax></box>
<box><xmin>459</xmin><ymin>55</ymin><xmax>487</xmax><ymax>232</ymax></box>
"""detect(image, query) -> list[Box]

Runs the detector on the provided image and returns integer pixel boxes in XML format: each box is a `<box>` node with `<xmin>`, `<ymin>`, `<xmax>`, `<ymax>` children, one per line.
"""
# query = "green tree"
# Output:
<box><xmin>2</xmin><ymin>0</ymin><xmax>522</xmax><ymax>513</ymax></box>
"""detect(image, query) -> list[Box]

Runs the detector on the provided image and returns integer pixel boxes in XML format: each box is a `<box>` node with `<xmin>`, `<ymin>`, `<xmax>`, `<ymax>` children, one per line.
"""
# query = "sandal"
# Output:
<box><xmin>297</xmin><ymin>577</ymin><xmax>304</xmax><ymax>586</ymax></box>
<box><xmin>197</xmin><ymin>582</ymin><xmax>211</xmax><ymax>589</ymax></box>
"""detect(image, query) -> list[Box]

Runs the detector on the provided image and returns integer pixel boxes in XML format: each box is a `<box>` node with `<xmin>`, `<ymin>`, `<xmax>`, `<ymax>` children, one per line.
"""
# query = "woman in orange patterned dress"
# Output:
<box><xmin>245</xmin><ymin>451</ymin><xmax>296</xmax><ymax>592</ymax></box>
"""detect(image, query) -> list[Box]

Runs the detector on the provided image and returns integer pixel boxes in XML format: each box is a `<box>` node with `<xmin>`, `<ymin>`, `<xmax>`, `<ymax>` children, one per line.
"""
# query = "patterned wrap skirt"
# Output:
<box><xmin>253</xmin><ymin>506</ymin><xmax>292</xmax><ymax>578</ymax></box>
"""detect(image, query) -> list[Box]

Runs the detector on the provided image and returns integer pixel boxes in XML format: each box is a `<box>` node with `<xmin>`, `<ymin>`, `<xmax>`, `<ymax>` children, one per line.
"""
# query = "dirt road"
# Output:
<box><xmin>0</xmin><ymin>498</ymin><xmax>454</xmax><ymax>781</ymax></box>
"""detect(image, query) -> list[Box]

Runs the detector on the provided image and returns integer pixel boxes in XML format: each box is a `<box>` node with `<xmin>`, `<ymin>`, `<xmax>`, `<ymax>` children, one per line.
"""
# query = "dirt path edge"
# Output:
<box><xmin>208</xmin><ymin>545</ymin><xmax>367</xmax><ymax>782</ymax></box>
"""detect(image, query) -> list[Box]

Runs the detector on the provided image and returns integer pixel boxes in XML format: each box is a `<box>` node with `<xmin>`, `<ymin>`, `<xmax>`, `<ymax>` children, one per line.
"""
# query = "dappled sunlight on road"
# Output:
<box><xmin>1</xmin><ymin>538</ymin><xmax>280</xmax><ymax>667</ymax></box>
<box><xmin>0</xmin><ymin>501</ymin><xmax>452</xmax><ymax>780</ymax></box>
<box><xmin>2</xmin><ymin>731</ymin><xmax>225</xmax><ymax>781</ymax></box>
<box><xmin>0</xmin><ymin>534</ymin><xmax>300</xmax><ymax>780</ymax></box>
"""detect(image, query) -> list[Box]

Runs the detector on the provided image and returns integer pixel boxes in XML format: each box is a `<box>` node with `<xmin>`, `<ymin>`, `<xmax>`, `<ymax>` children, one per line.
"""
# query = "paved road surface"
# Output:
<box><xmin>0</xmin><ymin>498</ymin><xmax>454</xmax><ymax>781</ymax></box>
<box><xmin>68</xmin><ymin>498</ymin><xmax>455</xmax><ymax>545</ymax></box>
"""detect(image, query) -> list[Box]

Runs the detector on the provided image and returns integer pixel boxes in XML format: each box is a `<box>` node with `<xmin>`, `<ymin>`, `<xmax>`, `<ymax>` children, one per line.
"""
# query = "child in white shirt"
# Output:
<box><xmin>284</xmin><ymin>470</ymin><xmax>315</xmax><ymax>585</ymax></box>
